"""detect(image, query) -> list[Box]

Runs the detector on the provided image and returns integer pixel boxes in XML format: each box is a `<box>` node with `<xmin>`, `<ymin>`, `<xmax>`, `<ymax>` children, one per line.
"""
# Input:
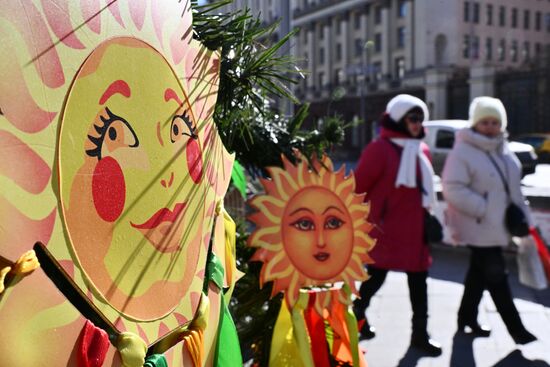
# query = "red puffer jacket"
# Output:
<box><xmin>354</xmin><ymin>128</ymin><xmax>432</xmax><ymax>272</ymax></box>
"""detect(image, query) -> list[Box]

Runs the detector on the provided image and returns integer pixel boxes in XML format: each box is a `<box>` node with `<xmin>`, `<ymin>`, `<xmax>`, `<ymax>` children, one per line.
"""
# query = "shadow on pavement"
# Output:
<box><xmin>491</xmin><ymin>350</ymin><xmax>550</xmax><ymax>367</ymax></box>
<box><xmin>395</xmin><ymin>345</ymin><xmax>431</xmax><ymax>367</ymax></box>
<box><xmin>448</xmin><ymin>332</ymin><xmax>475</xmax><ymax>367</ymax></box>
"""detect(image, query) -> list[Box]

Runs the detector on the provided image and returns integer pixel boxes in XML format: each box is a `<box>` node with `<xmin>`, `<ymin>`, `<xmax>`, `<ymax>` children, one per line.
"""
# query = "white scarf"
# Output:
<box><xmin>390</xmin><ymin>138</ymin><xmax>436</xmax><ymax>208</ymax></box>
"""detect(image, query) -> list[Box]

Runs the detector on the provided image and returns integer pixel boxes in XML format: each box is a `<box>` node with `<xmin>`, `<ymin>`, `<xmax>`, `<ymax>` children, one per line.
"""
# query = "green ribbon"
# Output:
<box><xmin>144</xmin><ymin>354</ymin><xmax>167</xmax><ymax>367</ymax></box>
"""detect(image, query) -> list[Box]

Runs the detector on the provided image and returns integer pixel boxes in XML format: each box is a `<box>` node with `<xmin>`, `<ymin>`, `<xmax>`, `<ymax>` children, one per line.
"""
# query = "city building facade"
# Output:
<box><xmin>212</xmin><ymin>0</ymin><xmax>550</xmax><ymax>157</ymax></box>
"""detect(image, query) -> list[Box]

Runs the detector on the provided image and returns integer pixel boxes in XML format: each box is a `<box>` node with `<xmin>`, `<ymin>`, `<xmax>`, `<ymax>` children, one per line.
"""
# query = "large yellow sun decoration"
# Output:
<box><xmin>0</xmin><ymin>1</ymin><xmax>235</xmax><ymax>365</ymax></box>
<box><xmin>247</xmin><ymin>153</ymin><xmax>375</xmax><ymax>309</ymax></box>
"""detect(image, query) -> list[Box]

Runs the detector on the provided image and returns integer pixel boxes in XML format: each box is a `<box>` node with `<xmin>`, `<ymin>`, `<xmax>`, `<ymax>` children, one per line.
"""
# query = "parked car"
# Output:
<box><xmin>512</xmin><ymin>133</ymin><xmax>550</xmax><ymax>163</ymax></box>
<box><xmin>423</xmin><ymin>120</ymin><xmax>538</xmax><ymax>177</ymax></box>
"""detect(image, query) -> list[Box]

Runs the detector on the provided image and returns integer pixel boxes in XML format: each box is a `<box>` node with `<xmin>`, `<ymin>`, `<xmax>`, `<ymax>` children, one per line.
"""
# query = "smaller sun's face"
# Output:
<box><xmin>282</xmin><ymin>187</ymin><xmax>353</xmax><ymax>280</ymax></box>
<box><xmin>248</xmin><ymin>153</ymin><xmax>375</xmax><ymax>308</ymax></box>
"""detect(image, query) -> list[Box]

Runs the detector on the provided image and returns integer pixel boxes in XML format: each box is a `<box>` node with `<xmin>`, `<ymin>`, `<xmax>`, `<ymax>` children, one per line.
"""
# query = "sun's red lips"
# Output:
<box><xmin>313</xmin><ymin>252</ymin><xmax>330</xmax><ymax>262</ymax></box>
<box><xmin>131</xmin><ymin>203</ymin><xmax>186</xmax><ymax>229</ymax></box>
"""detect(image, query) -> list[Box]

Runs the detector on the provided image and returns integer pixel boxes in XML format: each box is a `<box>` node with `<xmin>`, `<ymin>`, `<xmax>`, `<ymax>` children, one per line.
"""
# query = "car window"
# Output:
<box><xmin>435</xmin><ymin>129</ymin><xmax>455</xmax><ymax>149</ymax></box>
<box><xmin>518</xmin><ymin>136</ymin><xmax>544</xmax><ymax>149</ymax></box>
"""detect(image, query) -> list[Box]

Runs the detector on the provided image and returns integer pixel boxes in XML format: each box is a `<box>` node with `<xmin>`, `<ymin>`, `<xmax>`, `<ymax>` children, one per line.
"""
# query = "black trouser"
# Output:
<box><xmin>353</xmin><ymin>266</ymin><xmax>430</xmax><ymax>336</ymax></box>
<box><xmin>458</xmin><ymin>246</ymin><xmax>526</xmax><ymax>334</ymax></box>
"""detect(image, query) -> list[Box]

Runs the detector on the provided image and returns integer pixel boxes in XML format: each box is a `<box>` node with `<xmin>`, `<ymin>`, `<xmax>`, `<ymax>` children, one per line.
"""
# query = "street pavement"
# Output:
<box><xmin>358</xmin><ymin>244</ymin><xmax>550</xmax><ymax>367</ymax></box>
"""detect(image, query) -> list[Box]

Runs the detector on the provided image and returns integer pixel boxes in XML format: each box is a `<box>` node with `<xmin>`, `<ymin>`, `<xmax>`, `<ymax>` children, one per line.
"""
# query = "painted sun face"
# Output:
<box><xmin>282</xmin><ymin>187</ymin><xmax>353</xmax><ymax>280</ymax></box>
<box><xmin>59</xmin><ymin>38</ymin><xmax>207</xmax><ymax>321</ymax></box>
<box><xmin>248</xmin><ymin>153</ymin><xmax>376</xmax><ymax>307</ymax></box>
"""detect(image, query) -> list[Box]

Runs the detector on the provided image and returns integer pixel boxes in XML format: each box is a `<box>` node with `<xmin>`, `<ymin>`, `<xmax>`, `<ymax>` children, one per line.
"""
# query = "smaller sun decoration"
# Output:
<box><xmin>247</xmin><ymin>152</ymin><xmax>375</xmax><ymax>308</ymax></box>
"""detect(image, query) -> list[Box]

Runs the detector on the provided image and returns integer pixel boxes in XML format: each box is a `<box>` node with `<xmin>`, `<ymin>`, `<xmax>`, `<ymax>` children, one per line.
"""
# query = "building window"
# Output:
<box><xmin>374</xmin><ymin>6</ymin><xmax>382</xmax><ymax>24</ymax></box>
<box><xmin>464</xmin><ymin>1</ymin><xmax>470</xmax><ymax>22</ymax></box>
<box><xmin>524</xmin><ymin>10</ymin><xmax>530</xmax><ymax>30</ymax></box>
<box><xmin>511</xmin><ymin>40</ymin><xmax>518</xmax><ymax>62</ymax></box>
<box><xmin>535</xmin><ymin>11</ymin><xmax>541</xmax><ymax>31</ymax></box>
<box><xmin>511</xmin><ymin>8</ymin><xmax>517</xmax><ymax>28</ymax></box>
<box><xmin>472</xmin><ymin>36</ymin><xmax>479</xmax><ymax>59</ymax></box>
<box><xmin>355</xmin><ymin>39</ymin><xmax>363</xmax><ymax>57</ymax></box>
<box><xmin>487</xmin><ymin>4</ymin><xmax>493</xmax><ymax>25</ymax></box>
<box><xmin>498</xmin><ymin>39</ymin><xmax>506</xmax><ymax>61</ymax></box>
<box><xmin>463</xmin><ymin>35</ymin><xmax>470</xmax><ymax>59</ymax></box>
<box><xmin>336</xmin><ymin>43</ymin><xmax>342</xmax><ymax>61</ymax></box>
<box><xmin>398</xmin><ymin>0</ymin><xmax>407</xmax><ymax>18</ymax></box>
<box><xmin>374</xmin><ymin>33</ymin><xmax>382</xmax><ymax>53</ymax></box>
<box><xmin>523</xmin><ymin>41</ymin><xmax>530</xmax><ymax>61</ymax></box>
<box><xmin>319</xmin><ymin>25</ymin><xmax>324</xmax><ymax>40</ymax></box>
<box><xmin>499</xmin><ymin>6</ymin><xmax>506</xmax><ymax>26</ymax></box>
<box><xmin>334</xmin><ymin>68</ymin><xmax>342</xmax><ymax>85</ymax></box>
<box><xmin>372</xmin><ymin>62</ymin><xmax>382</xmax><ymax>81</ymax></box>
<box><xmin>546</xmin><ymin>13</ymin><xmax>550</xmax><ymax>32</ymax></box>
<box><xmin>335</xmin><ymin>19</ymin><xmax>341</xmax><ymax>35</ymax></box>
<box><xmin>319</xmin><ymin>47</ymin><xmax>325</xmax><ymax>64</ymax></box>
<box><xmin>535</xmin><ymin>43</ymin><xmax>542</xmax><ymax>58</ymax></box>
<box><xmin>473</xmin><ymin>2</ymin><xmax>480</xmax><ymax>24</ymax></box>
<box><xmin>354</xmin><ymin>12</ymin><xmax>361</xmax><ymax>30</ymax></box>
<box><xmin>395</xmin><ymin>58</ymin><xmax>405</xmax><ymax>79</ymax></box>
<box><xmin>397</xmin><ymin>27</ymin><xmax>406</xmax><ymax>48</ymax></box>
<box><xmin>485</xmin><ymin>37</ymin><xmax>492</xmax><ymax>61</ymax></box>
<box><xmin>318</xmin><ymin>72</ymin><xmax>325</xmax><ymax>87</ymax></box>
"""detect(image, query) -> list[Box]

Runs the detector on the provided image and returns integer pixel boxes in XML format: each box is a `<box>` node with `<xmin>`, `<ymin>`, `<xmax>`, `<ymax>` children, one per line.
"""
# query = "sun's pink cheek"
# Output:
<box><xmin>92</xmin><ymin>156</ymin><xmax>126</xmax><ymax>222</ymax></box>
<box><xmin>186</xmin><ymin>139</ymin><xmax>203</xmax><ymax>184</ymax></box>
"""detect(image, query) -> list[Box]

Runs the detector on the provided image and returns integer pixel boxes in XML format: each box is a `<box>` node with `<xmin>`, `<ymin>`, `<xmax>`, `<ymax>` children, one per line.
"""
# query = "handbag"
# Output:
<box><xmin>516</xmin><ymin>235</ymin><xmax>548</xmax><ymax>290</ymax></box>
<box><xmin>424</xmin><ymin>209</ymin><xmax>443</xmax><ymax>244</ymax></box>
<box><xmin>486</xmin><ymin>153</ymin><xmax>530</xmax><ymax>237</ymax></box>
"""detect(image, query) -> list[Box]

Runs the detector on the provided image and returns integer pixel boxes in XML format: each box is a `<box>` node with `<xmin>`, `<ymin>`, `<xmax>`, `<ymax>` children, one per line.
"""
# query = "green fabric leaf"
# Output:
<box><xmin>214</xmin><ymin>296</ymin><xmax>243</xmax><ymax>366</ymax></box>
<box><xmin>231</xmin><ymin>160</ymin><xmax>247</xmax><ymax>199</ymax></box>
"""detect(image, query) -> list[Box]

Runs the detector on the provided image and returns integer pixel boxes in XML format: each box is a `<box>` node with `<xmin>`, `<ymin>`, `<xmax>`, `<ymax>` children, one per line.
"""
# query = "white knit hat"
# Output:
<box><xmin>469</xmin><ymin>96</ymin><xmax>508</xmax><ymax>131</ymax></box>
<box><xmin>386</xmin><ymin>94</ymin><xmax>429</xmax><ymax>122</ymax></box>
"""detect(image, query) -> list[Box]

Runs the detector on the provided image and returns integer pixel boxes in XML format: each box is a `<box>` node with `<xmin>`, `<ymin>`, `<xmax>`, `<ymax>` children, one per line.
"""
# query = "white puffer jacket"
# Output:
<box><xmin>442</xmin><ymin>128</ymin><xmax>531</xmax><ymax>247</ymax></box>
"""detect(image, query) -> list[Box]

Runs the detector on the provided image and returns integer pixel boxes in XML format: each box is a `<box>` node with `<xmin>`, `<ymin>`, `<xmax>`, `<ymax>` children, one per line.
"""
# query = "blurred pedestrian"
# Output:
<box><xmin>442</xmin><ymin>96</ymin><xmax>537</xmax><ymax>344</ymax></box>
<box><xmin>353</xmin><ymin>94</ymin><xmax>442</xmax><ymax>356</ymax></box>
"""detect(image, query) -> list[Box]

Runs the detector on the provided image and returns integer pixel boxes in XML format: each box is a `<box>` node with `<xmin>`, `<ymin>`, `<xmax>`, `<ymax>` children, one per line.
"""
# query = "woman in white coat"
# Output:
<box><xmin>442</xmin><ymin>96</ymin><xmax>536</xmax><ymax>344</ymax></box>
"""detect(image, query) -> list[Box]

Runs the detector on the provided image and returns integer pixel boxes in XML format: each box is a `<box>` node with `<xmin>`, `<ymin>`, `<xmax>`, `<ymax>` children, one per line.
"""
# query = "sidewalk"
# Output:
<box><xmin>359</xmin><ymin>244</ymin><xmax>550</xmax><ymax>367</ymax></box>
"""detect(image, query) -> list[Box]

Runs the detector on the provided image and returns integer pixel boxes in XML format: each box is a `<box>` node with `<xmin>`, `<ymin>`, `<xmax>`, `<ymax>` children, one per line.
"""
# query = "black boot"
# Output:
<box><xmin>510</xmin><ymin>329</ymin><xmax>537</xmax><ymax>345</ymax></box>
<box><xmin>410</xmin><ymin>331</ymin><xmax>442</xmax><ymax>356</ymax></box>
<box><xmin>358</xmin><ymin>318</ymin><xmax>376</xmax><ymax>340</ymax></box>
<box><xmin>457</xmin><ymin>319</ymin><xmax>491</xmax><ymax>337</ymax></box>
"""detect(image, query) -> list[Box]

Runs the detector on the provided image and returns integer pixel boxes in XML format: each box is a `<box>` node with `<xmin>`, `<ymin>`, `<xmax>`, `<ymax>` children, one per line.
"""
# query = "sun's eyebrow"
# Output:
<box><xmin>164</xmin><ymin>88</ymin><xmax>183</xmax><ymax>105</ymax></box>
<box><xmin>99</xmin><ymin>80</ymin><xmax>131</xmax><ymax>105</ymax></box>
<box><xmin>289</xmin><ymin>207</ymin><xmax>314</xmax><ymax>216</ymax></box>
<box><xmin>323</xmin><ymin>206</ymin><xmax>345</xmax><ymax>215</ymax></box>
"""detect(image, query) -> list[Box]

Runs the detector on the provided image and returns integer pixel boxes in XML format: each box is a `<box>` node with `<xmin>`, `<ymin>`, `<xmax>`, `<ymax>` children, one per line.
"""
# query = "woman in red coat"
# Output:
<box><xmin>353</xmin><ymin>94</ymin><xmax>441</xmax><ymax>356</ymax></box>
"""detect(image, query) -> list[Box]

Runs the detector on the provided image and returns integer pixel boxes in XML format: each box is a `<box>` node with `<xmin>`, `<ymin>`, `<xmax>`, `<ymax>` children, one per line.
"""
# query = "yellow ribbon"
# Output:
<box><xmin>270</xmin><ymin>292</ymin><xmax>314</xmax><ymax>367</ymax></box>
<box><xmin>221</xmin><ymin>208</ymin><xmax>244</xmax><ymax>301</ymax></box>
<box><xmin>0</xmin><ymin>250</ymin><xmax>40</xmax><ymax>294</ymax></box>
<box><xmin>116</xmin><ymin>332</ymin><xmax>148</xmax><ymax>367</ymax></box>
<box><xmin>11</xmin><ymin>250</ymin><xmax>40</xmax><ymax>275</ymax></box>
<box><xmin>0</xmin><ymin>266</ymin><xmax>12</xmax><ymax>294</ymax></box>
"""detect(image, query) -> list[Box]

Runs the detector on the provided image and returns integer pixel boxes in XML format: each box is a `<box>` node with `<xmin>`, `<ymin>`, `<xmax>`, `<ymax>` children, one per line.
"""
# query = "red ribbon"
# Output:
<box><xmin>77</xmin><ymin>320</ymin><xmax>110</xmax><ymax>367</ymax></box>
<box><xmin>303</xmin><ymin>294</ymin><xmax>330</xmax><ymax>367</ymax></box>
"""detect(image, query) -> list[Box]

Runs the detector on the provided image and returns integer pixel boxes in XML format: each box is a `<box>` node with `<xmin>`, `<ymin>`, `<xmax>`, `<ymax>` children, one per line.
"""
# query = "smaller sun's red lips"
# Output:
<box><xmin>313</xmin><ymin>252</ymin><xmax>330</xmax><ymax>262</ymax></box>
<box><xmin>130</xmin><ymin>203</ymin><xmax>186</xmax><ymax>230</ymax></box>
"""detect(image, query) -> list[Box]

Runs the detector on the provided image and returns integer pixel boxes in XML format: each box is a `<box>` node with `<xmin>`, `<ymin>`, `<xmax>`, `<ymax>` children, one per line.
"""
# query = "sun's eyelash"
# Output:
<box><xmin>177</xmin><ymin>110</ymin><xmax>197</xmax><ymax>139</ymax></box>
<box><xmin>85</xmin><ymin>107</ymin><xmax>116</xmax><ymax>159</ymax></box>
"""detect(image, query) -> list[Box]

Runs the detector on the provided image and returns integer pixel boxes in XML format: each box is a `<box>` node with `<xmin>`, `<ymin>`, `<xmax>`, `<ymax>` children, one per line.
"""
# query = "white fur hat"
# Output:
<box><xmin>386</xmin><ymin>94</ymin><xmax>429</xmax><ymax>122</ymax></box>
<box><xmin>469</xmin><ymin>96</ymin><xmax>508</xmax><ymax>131</ymax></box>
